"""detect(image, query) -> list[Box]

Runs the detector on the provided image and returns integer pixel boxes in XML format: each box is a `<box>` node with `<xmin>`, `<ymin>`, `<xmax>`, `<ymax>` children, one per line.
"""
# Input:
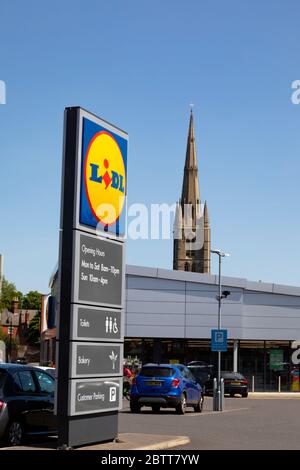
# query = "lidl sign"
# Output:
<box><xmin>79</xmin><ymin>115</ymin><xmax>128</xmax><ymax>237</ymax></box>
<box><xmin>57</xmin><ymin>107</ymin><xmax>126</xmax><ymax>447</ymax></box>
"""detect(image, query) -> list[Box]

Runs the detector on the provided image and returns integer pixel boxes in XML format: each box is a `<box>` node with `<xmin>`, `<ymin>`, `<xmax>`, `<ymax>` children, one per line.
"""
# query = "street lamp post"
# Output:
<box><xmin>6</xmin><ymin>314</ymin><xmax>13</xmax><ymax>362</ymax></box>
<box><xmin>211</xmin><ymin>249</ymin><xmax>230</xmax><ymax>411</ymax></box>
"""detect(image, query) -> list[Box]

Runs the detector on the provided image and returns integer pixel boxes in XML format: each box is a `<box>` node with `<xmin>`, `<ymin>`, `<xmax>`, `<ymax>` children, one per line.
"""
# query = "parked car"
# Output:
<box><xmin>13</xmin><ymin>358</ymin><xmax>28</xmax><ymax>365</ymax></box>
<box><xmin>130</xmin><ymin>363</ymin><xmax>204</xmax><ymax>414</ymax></box>
<box><xmin>28</xmin><ymin>365</ymin><xmax>56</xmax><ymax>379</ymax></box>
<box><xmin>0</xmin><ymin>363</ymin><xmax>57</xmax><ymax>446</ymax></box>
<box><xmin>187</xmin><ymin>362</ymin><xmax>215</xmax><ymax>392</ymax></box>
<box><xmin>205</xmin><ymin>371</ymin><xmax>248</xmax><ymax>397</ymax></box>
<box><xmin>187</xmin><ymin>361</ymin><xmax>210</xmax><ymax>367</ymax></box>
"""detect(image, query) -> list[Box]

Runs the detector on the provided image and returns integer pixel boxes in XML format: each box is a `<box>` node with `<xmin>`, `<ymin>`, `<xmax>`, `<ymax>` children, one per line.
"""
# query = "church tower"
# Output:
<box><xmin>173</xmin><ymin>110</ymin><xmax>211</xmax><ymax>273</ymax></box>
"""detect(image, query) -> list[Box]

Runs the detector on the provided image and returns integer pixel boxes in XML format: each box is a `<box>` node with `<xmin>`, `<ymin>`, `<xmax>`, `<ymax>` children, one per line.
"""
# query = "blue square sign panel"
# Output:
<box><xmin>211</xmin><ymin>329</ymin><xmax>228</xmax><ymax>352</ymax></box>
<box><xmin>80</xmin><ymin>117</ymin><xmax>128</xmax><ymax>237</ymax></box>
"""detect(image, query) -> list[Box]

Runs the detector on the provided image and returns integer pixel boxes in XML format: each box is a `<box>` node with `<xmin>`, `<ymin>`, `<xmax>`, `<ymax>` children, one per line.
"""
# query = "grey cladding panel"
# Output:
<box><xmin>273</xmin><ymin>284</ymin><xmax>300</xmax><ymax>296</ymax></box>
<box><xmin>246</xmin><ymin>281</ymin><xmax>274</xmax><ymax>292</ymax></box>
<box><xmin>243</xmin><ymin>308</ymin><xmax>300</xmax><ymax>329</ymax></box>
<box><xmin>126</xmin><ymin>325</ymin><xmax>184</xmax><ymax>338</ymax></box>
<box><xmin>186</xmin><ymin>326</ymin><xmax>243</xmax><ymax>339</ymax></box>
<box><xmin>186</xmin><ymin>289</ymin><xmax>243</xmax><ymax>303</ymax></box>
<box><xmin>156</xmin><ymin>268</ymin><xmax>216</xmax><ymax>285</ymax></box>
<box><xmin>244</xmin><ymin>292</ymin><xmax>300</xmax><ymax>307</ymax></box>
<box><xmin>126</xmin><ymin>300</ymin><xmax>185</xmax><ymax>315</ymax></box>
<box><xmin>186</xmin><ymin>302</ymin><xmax>243</xmax><ymax>316</ymax></box>
<box><xmin>124</xmin><ymin>271</ymin><xmax>300</xmax><ymax>341</ymax></box>
<box><xmin>126</xmin><ymin>313</ymin><xmax>185</xmax><ymax>327</ymax></box>
<box><xmin>127</xmin><ymin>276</ymin><xmax>185</xmax><ymax>291</ymax></box>
<box><xmin>186</xmin><ymin>314</ymin><xmax>242</xmax><ymax>329</ymax></box>
<box><xmin>219</xmin><ymin>276</ymin><xmax>247</xmax><ymax>289</ymax></box>
<box><xmin>127</xmin><ymin>288</ymin><xmax>185</xmax><ymax>302</ymax></box>
<box><xmin>244</xmin><ymin>304</ymin><xmax>300</xmax><ymax>318</ymax></box>
<box><xmin>126</xmin><ymin>266</ymin><xmax>158</xmax><ymax>277</ymax></box>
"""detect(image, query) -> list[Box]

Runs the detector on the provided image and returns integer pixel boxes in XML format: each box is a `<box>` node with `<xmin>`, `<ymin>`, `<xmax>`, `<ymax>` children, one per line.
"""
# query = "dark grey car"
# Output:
<box><xmin>0</xmin><ymin>363</ymin><xmax>57</xmax><ymax>446</ymax></box>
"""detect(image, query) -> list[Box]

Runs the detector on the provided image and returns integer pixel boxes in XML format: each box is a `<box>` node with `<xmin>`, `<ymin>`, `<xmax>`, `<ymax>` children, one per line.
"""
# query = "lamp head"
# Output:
<box><xmin>222</xmin><ymin>290</ymin><xmax>231</xmax><ymax>298</ymax></box>
<box><xmin>211</xmin><ymin>249</ymin><xmax>231</xmax><ymax>257</ymax></box>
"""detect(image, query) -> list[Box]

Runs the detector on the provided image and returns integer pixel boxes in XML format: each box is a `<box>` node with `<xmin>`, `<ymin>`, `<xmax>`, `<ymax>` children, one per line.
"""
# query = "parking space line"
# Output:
<box><xmin>188</xmin><ymin>407</ymin><xmax>249</xmax><ymax>417</ymax></box>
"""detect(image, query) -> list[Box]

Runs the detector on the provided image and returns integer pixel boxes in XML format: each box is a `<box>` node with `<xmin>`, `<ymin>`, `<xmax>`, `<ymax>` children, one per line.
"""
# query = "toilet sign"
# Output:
<box><xmin>56</xmin><ymin>107</ymin><xmax>127</xmax><ymax>448</ymax></box>
<box><xmin>71</xmin><ymin>305</ymin><xmax>122</xmax><ymax>341</ymax></box>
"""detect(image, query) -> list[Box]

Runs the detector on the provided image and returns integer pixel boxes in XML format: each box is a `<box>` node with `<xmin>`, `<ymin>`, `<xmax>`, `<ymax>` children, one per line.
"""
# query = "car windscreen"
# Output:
<box><xmin>189</xmin><ymin>368</ymin><xmax>210</xmax><ymax>382</ymax></box>
<box><xmin>222</xmin><ymin>372</ymin><xmax>244</xmax><ymax>380</ymax></box>
<box><xmin>139</xmin><ymin>367</ymin><xmax>174</xmax><ymax>377</ymax></box>
<box><xmin>0</xmin><ymin>370</ymin><xmax>8</xmax><ymax>390</ymax></box>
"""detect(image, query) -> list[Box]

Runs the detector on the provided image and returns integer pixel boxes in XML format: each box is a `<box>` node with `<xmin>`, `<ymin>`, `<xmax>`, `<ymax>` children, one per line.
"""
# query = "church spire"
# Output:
<box><xmin>181</xmin><ymin>110</ymin><xmax>200</xmax><ymax>209</ymax></box>
<box><xmin>173</xmin><ymin>111</ymin><xmax>211</xmax><ymax>274</ymax></box>
<box><xmin>185</xmin><ymin>109</ymin><xmax>197</xmax><ymax>169</ymax></box>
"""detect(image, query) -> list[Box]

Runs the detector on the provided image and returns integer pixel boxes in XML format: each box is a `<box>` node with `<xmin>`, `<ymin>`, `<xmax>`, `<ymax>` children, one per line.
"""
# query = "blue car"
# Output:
<box><xmin>130</xmin><ymin>363</ymin><xmax>204</xmax><ymax>414</ymax></box>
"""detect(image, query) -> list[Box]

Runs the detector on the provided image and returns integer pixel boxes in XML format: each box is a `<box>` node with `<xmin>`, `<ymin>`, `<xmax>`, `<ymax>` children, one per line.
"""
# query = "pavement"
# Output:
<box><xmin>0</xmin><ymin>433</ymin><xmax>190</xmax><ymax>451</ymax></box>
<box><xmin>248</xmin><ymin>392</ymin><xmax>300</xmax><ymax>398</ymax></box>
<box><xmin>81</xmin><ymin>433</ymin><xmax>190</xmax><ymax>451</ymax></box>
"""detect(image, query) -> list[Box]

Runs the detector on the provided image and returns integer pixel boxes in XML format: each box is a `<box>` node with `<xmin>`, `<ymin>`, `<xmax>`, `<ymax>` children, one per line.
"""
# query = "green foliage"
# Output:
<box><xmin>22</xmin><ymin>291</ymin><xmax>42</xmax><ymax>310</ymax></box>
<box><xmin>26</xmin><ymin>312</ymin><xmax>41</xmax><ymax>346</ymax></box>
<box><xmin>0</xmin><ymin>278</ymin><xmax>42</xmax><ymax>313</ymax></box>
<box><xmin>0</xmin><ymin>277</ymin><xmax>22</xmax><ymax>311</ymax></box>
<box><xmin>0</xmin><ymin>279</ymin><xmax>42</xmax><ymax>349</ymax></box>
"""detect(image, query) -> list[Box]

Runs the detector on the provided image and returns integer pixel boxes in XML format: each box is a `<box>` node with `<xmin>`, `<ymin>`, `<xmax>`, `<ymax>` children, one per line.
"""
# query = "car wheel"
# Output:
<box><xmin>151</xmin><ymin>405</ymin><xmax>160</xmax><ymax>413</ymax></box>
<box><xmin>130</xmin><ymin>403</ymin><xmax>141</xmax><ymax>413</ymax></box>
<box><xmin>242</xmin><ymin>392</ymin><xmax>248</xmax><ymax>398</ymax></box>
<box><xmin>176</xmin><ymin>393</ymin><xmax>187</xmax><ymax>415</ymax></box>
<box><xmin>6</xmin><ymin>421</ymin><xmax>23</xmax><ymax>446</ymax></box>
<box><xmin>194</xmin><ymin>394</ymin><xmax>204</xmax><ymax>413</ymax></box>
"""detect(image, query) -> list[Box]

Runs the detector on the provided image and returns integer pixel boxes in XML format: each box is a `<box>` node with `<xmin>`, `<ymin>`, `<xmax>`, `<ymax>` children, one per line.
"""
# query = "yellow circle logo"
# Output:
<box><xmin>84</xmin><ymin>132</ymin><xmax>126</xmax><ymax>226</ymax></box>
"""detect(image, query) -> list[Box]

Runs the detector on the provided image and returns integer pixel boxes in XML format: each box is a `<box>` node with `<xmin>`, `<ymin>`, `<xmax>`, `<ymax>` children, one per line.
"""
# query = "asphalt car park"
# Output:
<box><xmin>1</xmin><ymin>395</ymin><xmax>300</xmax><ymax>450</ymax></box>
<box><xmin>119</xmin><ymin>396</ymin><xmax>300</xmax><ymax>450</ymax></box>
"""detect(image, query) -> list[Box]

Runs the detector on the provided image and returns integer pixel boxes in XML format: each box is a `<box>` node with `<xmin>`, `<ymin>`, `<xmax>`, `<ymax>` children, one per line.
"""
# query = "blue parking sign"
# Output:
<box><xmin>211</xmin><ymin>329</ymin><xmax>227</xmax><ymax>351</ymax></box>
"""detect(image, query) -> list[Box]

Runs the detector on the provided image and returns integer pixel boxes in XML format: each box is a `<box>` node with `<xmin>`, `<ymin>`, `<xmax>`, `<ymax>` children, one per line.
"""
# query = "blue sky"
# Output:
<box><xmin>0</xmin><ymin>0</ymin><xmax>299</xmax><ymax>294</ymax></box>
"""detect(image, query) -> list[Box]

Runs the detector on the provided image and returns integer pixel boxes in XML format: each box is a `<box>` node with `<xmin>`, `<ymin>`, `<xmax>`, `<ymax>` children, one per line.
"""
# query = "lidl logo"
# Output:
<box><xmin>80</xmin><ymin>118</ymin><xmax>127</xmax><ymax>235</ymax></box>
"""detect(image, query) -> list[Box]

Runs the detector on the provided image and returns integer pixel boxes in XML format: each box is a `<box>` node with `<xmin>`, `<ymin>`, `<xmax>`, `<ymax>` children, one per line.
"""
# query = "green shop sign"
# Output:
<box><xmin>269</xmin><ymin>349</ymin><xmax>284</xmax><ymax>370</ymax></box>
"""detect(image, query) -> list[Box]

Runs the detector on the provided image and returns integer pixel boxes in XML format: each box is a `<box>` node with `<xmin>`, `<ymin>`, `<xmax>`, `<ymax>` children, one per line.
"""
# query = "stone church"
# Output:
<box><xmin>173</xmin><ymin>111</ymin><xmax>211</xmax><ymax>273</ymax></box>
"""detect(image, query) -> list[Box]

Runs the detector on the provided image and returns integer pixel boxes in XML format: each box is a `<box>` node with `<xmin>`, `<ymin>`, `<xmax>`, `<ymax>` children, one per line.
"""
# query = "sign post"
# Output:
<box><xmin>56</xmin><ymin>107</ymin><xmax>127</xmax><ymax>448</ymax></box>
<box><xmin>211</xmin><ymin>329</ymin><xmax>227</xmax><ymax>411</ymax></box>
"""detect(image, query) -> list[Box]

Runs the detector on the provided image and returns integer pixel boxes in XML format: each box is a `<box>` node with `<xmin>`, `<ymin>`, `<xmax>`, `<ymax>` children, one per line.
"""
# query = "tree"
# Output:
<box><xmin>26</xmin><ymin>312</ymin><xmax>41</xmax><ymax>347</ymax></box>
<box><xmin>0</xmin><ymin>277</ymin><xmax>23</xmax><ymax>311</ymax></box>
<box><xmin>22</xmin><ymin>291</ymin><xmax>42</xmax><ymax>310</ymax></box>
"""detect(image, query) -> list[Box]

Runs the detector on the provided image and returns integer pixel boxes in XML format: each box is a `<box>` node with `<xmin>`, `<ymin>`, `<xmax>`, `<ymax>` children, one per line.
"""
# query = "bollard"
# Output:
<box><xmin>213</xmin><ymin>377</ymin><xmax>224</xmax><ymax>411</ymax></box>
<box><xmin>278</xmin><ymin>375</ymin><xmax>281</xmax><ymax>393</ymax></box>
<box><xmin>252</xmin><ymin>375</ymin><xmax>255</xmax><ymax>393</ymax></box>
<box><xmin>220</xmin><ymin>378</ymin><xmax>225</xmax><ymax>410</ymax></box>
<box><xmin>213</xmin><ymin>377</ymin><xmax>218</xmax><ymax>410</ymax></box>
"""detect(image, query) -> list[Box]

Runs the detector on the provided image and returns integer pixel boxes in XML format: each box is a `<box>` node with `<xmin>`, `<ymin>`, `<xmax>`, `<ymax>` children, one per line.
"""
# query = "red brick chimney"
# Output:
<box><xmin>11</xmin><ymin>297</ymin><xmax>19</xmax><ymax>314</ymax></box>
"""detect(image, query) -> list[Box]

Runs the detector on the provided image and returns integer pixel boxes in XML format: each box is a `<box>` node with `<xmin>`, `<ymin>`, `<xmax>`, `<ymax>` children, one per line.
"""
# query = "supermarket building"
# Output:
<box><xmin>43</xmin><ymin>264</ymin><xmax>300</xmax><ymax>392</ymax></box>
